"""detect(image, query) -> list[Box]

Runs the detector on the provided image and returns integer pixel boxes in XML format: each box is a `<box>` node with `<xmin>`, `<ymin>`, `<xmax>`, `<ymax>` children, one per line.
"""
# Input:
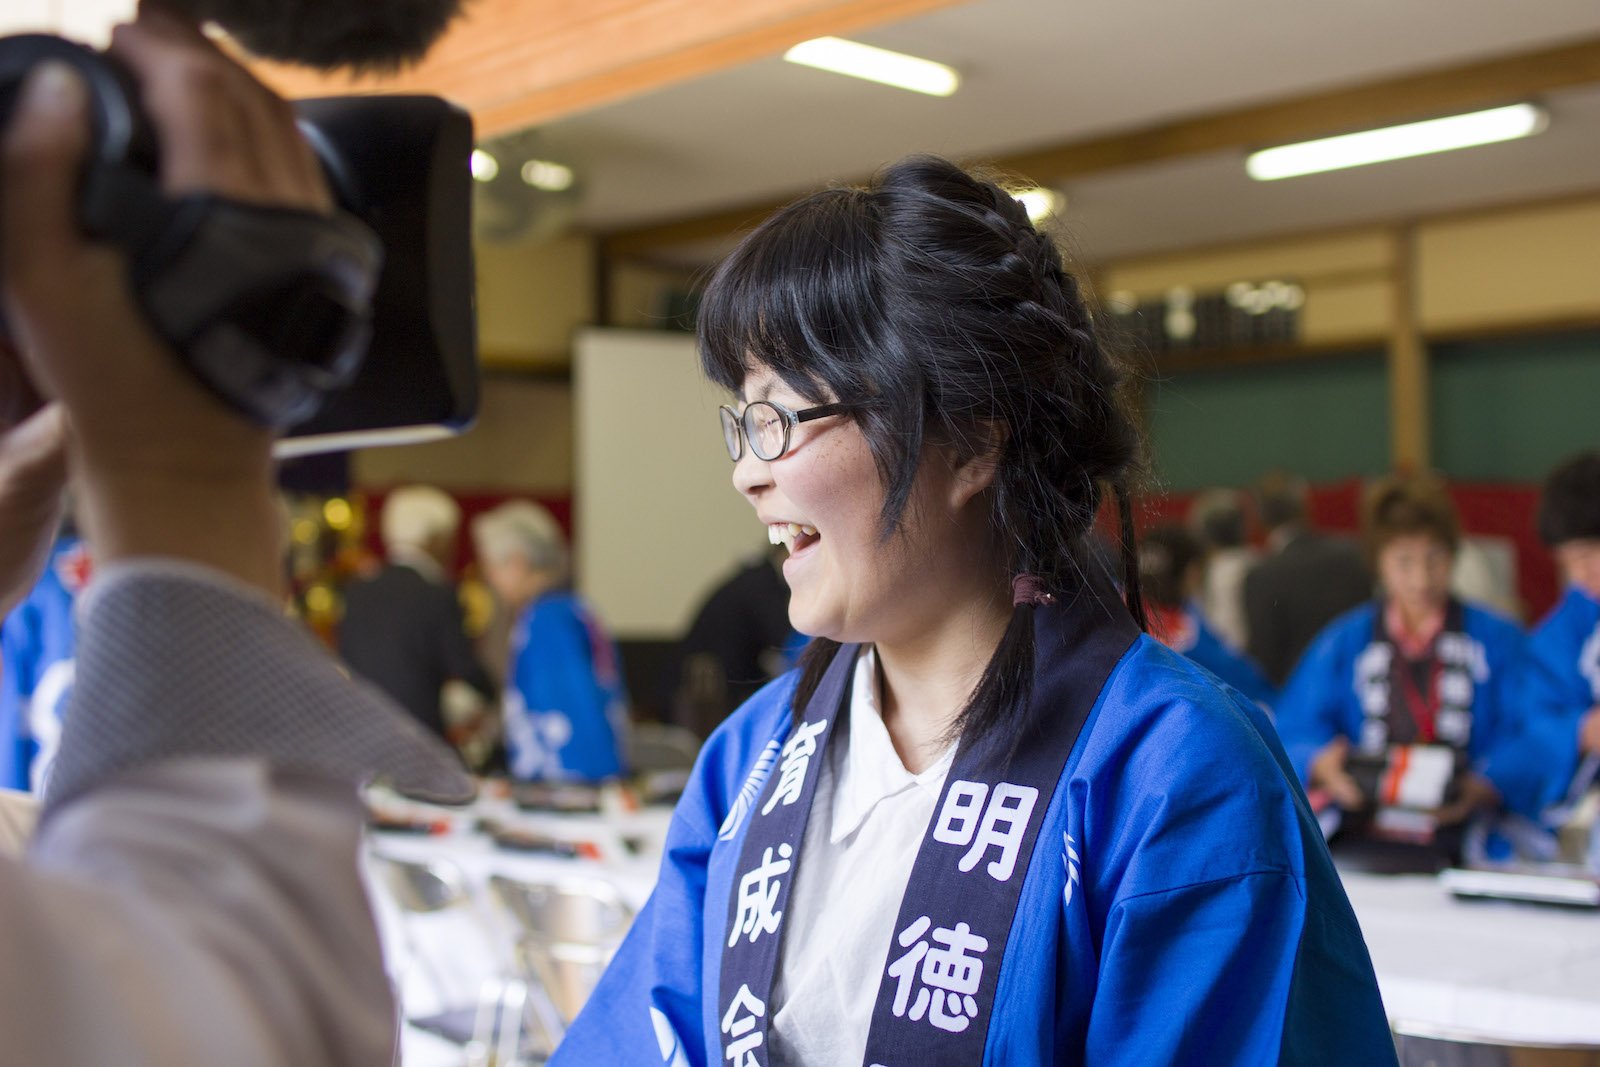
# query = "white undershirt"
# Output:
<box><xmin>768</xmin><ymin>646</ymin><xmax>956</xmax><ymax>1066</ymax></box>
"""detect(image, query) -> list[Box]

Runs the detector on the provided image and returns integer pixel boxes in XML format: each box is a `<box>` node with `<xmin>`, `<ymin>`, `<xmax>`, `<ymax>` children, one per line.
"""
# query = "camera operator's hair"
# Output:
<box><xmin>1537</xmin><ymin>451</ymin><xmax>1600</xmax><ymax>547</ymax></box>
<box><xmin>1361</xmin><ymin>473</ymin><xmax>1460</xmax><ymax>564</ymax></box>
<box><xmin>697</xmin><ymin>154</ymin><xmax>1146</xmax><ymax>745</ymax></box>
<box><xmin>166</xmin><ymin>0</ymin><xmax>466</xmax><ymax>70</ymax></box>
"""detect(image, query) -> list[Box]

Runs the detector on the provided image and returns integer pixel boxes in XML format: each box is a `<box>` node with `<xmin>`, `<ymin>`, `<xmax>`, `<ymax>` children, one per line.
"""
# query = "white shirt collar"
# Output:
<box><xmin>829</xmin><ymin>646</ymin><xmax>955</xmax><ymax>844</ymax></box>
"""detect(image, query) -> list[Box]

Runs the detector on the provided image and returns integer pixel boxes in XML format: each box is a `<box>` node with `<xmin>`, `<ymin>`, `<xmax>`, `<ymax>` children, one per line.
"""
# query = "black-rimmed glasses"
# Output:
<box><xmin>719</xmin><ymin>400</ymin><xmax>848</xmax><ymax>462</ymax></box>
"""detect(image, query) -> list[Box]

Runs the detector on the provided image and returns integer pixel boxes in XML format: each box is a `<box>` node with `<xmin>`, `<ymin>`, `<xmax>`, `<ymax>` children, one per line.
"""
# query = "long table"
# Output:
<box><xmin>1342</xmin><ymin>871</ymin><xmax>1600</xmax><ymax>1046</ymax></box>
<box><xmin>369</xmin><ymin>798</ymin><xmax>1600</xmax><ymax>1063</ymax></box>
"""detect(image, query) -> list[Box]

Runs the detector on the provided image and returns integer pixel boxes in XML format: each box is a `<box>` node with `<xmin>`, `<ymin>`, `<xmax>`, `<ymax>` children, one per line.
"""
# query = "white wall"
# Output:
<box><xmin>574</xmin><ymin>328</ymin><xmax>767</xmax><ymax>638</ymax></box>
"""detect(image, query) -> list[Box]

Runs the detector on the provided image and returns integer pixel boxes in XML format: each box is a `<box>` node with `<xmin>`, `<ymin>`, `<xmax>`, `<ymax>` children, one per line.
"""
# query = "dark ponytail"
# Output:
<box><xmin>700</xmin><ymin>155</ymin><xmax>1148</xmax><ymax>739</ymax></box>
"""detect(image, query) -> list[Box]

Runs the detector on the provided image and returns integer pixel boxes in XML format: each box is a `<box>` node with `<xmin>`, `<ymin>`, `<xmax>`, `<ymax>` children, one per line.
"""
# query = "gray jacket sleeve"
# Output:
<box><xmin>0</xmin><ymin>560</ymin><xmax>472</xmax><ymax>1067</ymax></box>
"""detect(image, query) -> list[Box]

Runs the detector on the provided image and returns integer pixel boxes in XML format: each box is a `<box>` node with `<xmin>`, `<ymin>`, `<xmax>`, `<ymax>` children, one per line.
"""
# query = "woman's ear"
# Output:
<box><xmin>946</xmin><ymin>421</ymin><xmax>1007</xmax><ymax>509</ymax></box>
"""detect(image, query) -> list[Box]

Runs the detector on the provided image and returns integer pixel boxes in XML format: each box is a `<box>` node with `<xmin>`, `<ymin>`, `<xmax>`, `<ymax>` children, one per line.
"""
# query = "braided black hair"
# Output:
<box><xmin>697</xmin><ymin>155</ymin><xmax>1147</xmax><ymax>742</ymax></box>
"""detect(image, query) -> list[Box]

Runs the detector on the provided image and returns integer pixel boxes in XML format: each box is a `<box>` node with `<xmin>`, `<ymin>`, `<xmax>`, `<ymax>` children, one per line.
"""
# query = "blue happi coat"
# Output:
<box><xmin>1511</xmin><ymin>586</ymin><xmax>1600</xmax><ymax>812</ymax></box>
<box><xmin>504</xmin><ymin>590</ymin><xmax>629</xmax><ymax>782</ymax></box>
<box><xmin>1274</xmin><ymin>600</ymin><xmax>1540</xmax><ymax>817</ymax></box>
<box><xmin>1162</xmin><ymin>602</ymin><xmax>1277</xmax><ymax>710</ymax></box>
<box><xmin>555</xmin><ymin>618</ymin><xmax>1394</xmax><ymax>1064</ymax></box>
<box><xmin>0</xmin><ymin>538</ymin><xmax>86</xmax><ymax>791</ymax></box>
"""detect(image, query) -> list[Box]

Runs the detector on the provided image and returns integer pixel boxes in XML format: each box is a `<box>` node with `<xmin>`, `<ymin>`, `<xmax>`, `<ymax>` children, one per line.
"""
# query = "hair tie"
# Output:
<box><xmin>1012</xmin><ymin>574</ymin><xmax>1055</xmax><ymax>607</ymax></box>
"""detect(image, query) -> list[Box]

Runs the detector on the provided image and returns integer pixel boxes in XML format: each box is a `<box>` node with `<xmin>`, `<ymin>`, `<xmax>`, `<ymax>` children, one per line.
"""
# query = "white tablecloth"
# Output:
<box><xmin>1342</xmin><ymin>871</ymin><xmax>1600</xmax><ymax>1045</ymax></box>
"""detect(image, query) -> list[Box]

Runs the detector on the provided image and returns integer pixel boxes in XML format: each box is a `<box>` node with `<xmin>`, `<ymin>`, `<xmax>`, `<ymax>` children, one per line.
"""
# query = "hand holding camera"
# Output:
<box><xmin>0</xmin><ymin>7</ymin><xmax>328</xmax><ymax>594</ymax></box>
<box><xmin>0</xmin><ymin>0</ymin><xmax>477</xmax><ymax>597</ymax></box>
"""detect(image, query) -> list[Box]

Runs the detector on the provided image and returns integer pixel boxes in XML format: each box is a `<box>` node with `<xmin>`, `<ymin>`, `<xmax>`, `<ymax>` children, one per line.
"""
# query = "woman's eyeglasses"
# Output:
<box><xmin>719</xmin><ymin>400</ymin><xmax>848</xmax><ymax>462</ymax></box>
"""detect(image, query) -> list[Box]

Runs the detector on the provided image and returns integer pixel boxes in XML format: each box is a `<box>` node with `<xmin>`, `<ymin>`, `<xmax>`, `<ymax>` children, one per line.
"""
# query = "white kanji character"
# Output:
<box><xmin>932</xmin><ymin>781</ymin><xmax>988</xmax><ymax>847</ymax></box>
<box><xmin>885</xmin><ymin>916</ymin><xmax>990</xmax><ymax>1034</ymax></box>
<box><xmin>720</xmin><ymin>983</ymin><xmax>766</xmax><ymax>1067</ymax></box>
<box><xmin>1359</xmin><ymin>717</ymin><xmax>1388</xmax><ymax>753</ymax></box>
<box><xmin>1436</xmin><ymin>707</ymin><xmax>1471</xmax><ymax>744</ymax></box>
<box><xmin>921</xmin><ymin>922</ymin><xmax>988</xmax><ymax>1033</ymax></box>
<box><xmin>761</xmin><ymin>719</ymin><xmax>829</xmax><ymax>815</ymax></box>
<box><xmin>1356</xmin><ymin>643</ymin><xmax>1392</xmax><ymax>715</ymax></box>
<box><xmin>957</xmin><ymin>783</ymin><xmax>1039</xmax><ymax>881</ymax></box>
<box><xmin>502</xmin><ymin>686</ymin><xmax>575</xmax><ymax>780</ymax></box>
<box><xmin>1580</xmin><ymin>627</ymin><xmax>1600</xmax><ymax>701</ymax></box>
<box><xmin>887</xmin><ymin>915</ymin><xmax>933</xmax><ymax>1020</ymax></box>
<box><xmin>1438</xmin><ymin>669</ymin><xmax>1473</xmax><ymax>709</ymax></box>
<box><xmin>728</xmin><ymin>843</ymin><xmax>793</xmax><ymax>947</ymax></box>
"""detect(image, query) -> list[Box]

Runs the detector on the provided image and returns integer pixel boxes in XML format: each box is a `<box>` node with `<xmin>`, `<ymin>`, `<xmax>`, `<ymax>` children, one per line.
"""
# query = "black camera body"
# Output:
<box><xmin>0</xmin><ymin>33</ymin><xmax>479</xmax><ymax>455</ymax></box>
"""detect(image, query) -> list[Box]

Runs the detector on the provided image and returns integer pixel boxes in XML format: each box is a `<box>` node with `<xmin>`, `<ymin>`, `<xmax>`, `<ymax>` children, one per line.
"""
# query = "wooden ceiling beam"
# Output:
<box><xmin>251</xmin><ymin>0</ymin><xmax>965</xmax><ymax>139</ymax></box>
<box><xmin>602</xmin><ymin>35</ymin><xmax>1600</xmax><ymax>259</ymax></box>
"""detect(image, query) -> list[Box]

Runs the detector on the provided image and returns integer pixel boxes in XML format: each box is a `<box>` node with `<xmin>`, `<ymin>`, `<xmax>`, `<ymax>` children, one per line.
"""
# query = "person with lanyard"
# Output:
<box><xmin>552</xmin><ymin>156</ymin><xmax>1393</xmax><ymax>1065</ymax></box>
<box><xmin>1138</xmin><ymin>523</ymin><xmax>1277</xmax><ymax>712</ymax></box>
<box><xmin>1512</xmin><ymin>452</ymin><xmax>1600</xmax><ymax>822</ymax></box>
<box><xmin>1275</xmin><ymin>474</ymin><xmax>1534</xmax><ymax>866</ymax></box>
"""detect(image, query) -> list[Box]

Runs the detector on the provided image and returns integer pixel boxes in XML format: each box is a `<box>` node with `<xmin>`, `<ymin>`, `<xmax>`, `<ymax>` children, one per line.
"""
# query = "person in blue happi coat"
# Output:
<box><xmin>553</xmin><ymin>156</ymin><xmax>1394</xmax><ymax>1065</ymax></box>
<box><xmin>1513</xmin><ymin>452</ymin><xmax>1600</xmax><ymax>816</ymax></box>
<box><xmin>1275</xmin><ymin>474</ymin><xmax>1533</xmax><ymax>863</ymax></box>
<box><xmin>0</xmin><ymin>525</ymin><xmax>88</xmax><ymax>791</ymax></box>
<box><xmin>1139</xmin><ymin>522</ymin><xmax>1276</xmax><ymax>711</ymax></box>
<box><xmin>471</xmin><ymin>500</ymin><xmax>629</xmax><ymax>782</ymax></box>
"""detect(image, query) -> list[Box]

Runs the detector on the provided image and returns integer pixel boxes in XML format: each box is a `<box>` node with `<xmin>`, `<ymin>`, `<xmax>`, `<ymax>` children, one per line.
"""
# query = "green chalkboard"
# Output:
<box><xmin>1145</xmin><ymin>353</ymin><xmax>1390</xmax><ymax>491</ymax></box>
<box><xmin>1432</xmin><ymin>330</ymin><xmax>1600</xmax><ymax>482</ymax></box>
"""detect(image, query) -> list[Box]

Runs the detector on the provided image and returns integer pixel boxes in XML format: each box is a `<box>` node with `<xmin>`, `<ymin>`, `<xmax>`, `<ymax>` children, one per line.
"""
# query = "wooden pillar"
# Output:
<box><xmin>1388</xmin><ymin>224</ymin><xmax>1429</xmax><ymax>473</ymax></box>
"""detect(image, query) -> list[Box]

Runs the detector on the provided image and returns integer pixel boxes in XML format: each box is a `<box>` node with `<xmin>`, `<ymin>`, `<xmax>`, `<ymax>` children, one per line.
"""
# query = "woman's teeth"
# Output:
<box><xmin>768</xmin><ymin>522</ymin><xmax>817</xmax><ymax>553</ymax></box>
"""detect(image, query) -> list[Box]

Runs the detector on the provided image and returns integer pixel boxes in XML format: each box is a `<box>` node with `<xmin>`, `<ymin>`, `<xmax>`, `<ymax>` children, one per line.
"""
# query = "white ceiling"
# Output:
<box><xmin>537</xmin><ymin>0</ymin><xmax>1600</xmax><ymax>262</ymax></box>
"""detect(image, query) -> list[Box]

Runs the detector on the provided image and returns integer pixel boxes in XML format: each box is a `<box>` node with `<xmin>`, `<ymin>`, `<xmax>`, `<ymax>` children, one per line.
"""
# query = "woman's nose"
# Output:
<box><xmin>731</xmin><ymin>448</ymin><xmax>772</xmax><ymax>499</ymax></box>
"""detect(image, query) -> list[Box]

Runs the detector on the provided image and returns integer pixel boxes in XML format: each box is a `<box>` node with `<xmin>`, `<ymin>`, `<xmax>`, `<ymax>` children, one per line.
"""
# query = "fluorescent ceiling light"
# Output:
<box><xmin>784</xmin><ymin>37</ymin><xmax>958</xmax><ymax>97</ymax></box>
<box><xmin>521</xmin><ymin>159</ymin><xmax>575</xmax><ymax>192</ymax></box>
<box><xmin>1246</xmin><ymin>103</ymin><xmax>1547</xmax><ymax>181</ymax></box>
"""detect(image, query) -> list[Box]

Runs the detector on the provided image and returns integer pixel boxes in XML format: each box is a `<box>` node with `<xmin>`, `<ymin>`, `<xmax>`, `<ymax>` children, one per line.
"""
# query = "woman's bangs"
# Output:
<box><xmin>697</xmin><ymin>190</ymin><xmax>882</xmax><ymax>400</ymax></box>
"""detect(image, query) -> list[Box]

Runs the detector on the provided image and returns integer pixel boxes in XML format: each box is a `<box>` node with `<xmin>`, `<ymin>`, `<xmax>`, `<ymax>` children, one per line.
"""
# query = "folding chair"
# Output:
<box><xmin>372</xmin><ymin>854</ymin><xmax>550</xmax><ymax>1065</ymax></box>
<box><xmin>488</xmin><ymin>874</ymin><xmax>635</xmax><ymax>1027</ymax></box>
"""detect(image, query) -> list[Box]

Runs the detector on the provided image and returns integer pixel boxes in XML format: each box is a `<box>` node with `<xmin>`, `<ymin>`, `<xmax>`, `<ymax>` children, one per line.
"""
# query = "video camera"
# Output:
<box><xmin>0</xmin><ymin>33</ymin><xmax>479</xmax><ymax>457</ymax></box>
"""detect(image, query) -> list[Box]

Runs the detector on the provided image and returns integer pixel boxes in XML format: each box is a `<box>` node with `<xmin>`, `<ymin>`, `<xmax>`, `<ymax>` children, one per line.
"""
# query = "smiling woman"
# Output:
<box><xmin>552</xmin><ymin>156</ymin><xmax>1398</xmax><ymax>1066</ymax></box>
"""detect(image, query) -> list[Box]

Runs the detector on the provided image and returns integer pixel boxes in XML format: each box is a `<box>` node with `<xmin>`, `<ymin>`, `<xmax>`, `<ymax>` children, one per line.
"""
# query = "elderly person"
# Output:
<box><xmin>472</xmin><ymin>501</ymin><xmax>629</xmax><ymax>782</ymax></box>
<box><xmin>338</xmin><ymin>485</ymin><xmax>495</xmax><ymax>743</ymax></box>
<box><xmin>1276</xmin><ymin>474</ymin><xmax>1533</xmax><ymax>861</ymax></box>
